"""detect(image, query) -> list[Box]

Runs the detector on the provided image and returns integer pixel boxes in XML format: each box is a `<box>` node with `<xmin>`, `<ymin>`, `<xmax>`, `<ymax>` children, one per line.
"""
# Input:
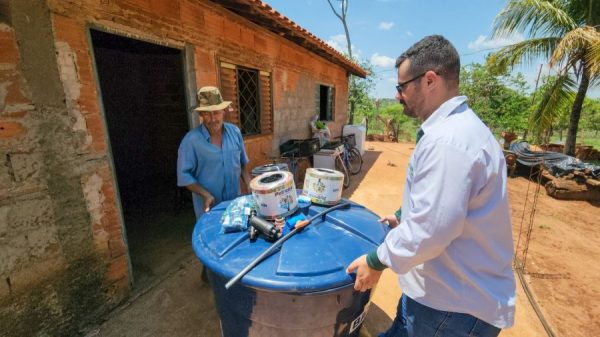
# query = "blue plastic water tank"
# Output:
<box><xmin>192</xmin><ymin>199</ymin><xmax>388</xmax><ymax>337</ymax></box>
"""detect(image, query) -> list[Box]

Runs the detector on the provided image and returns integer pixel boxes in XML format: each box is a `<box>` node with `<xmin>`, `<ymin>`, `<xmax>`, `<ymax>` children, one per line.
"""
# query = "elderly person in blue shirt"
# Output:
<box><xmin>347</xmin><ymin>36</ymin><xmax>516</xmax><ymax>337</ymax></box>
<box><xmin>177</xmin><ymin>86</ymin><xmax>251</xmax><ymax>219</ymax></box>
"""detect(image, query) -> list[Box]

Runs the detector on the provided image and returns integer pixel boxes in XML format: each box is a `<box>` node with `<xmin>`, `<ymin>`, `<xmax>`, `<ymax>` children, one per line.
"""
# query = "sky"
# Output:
<box><xmin>264</xmin><ymin>0</ymin><xmax>599</xmax><ymax>99</ymax></box>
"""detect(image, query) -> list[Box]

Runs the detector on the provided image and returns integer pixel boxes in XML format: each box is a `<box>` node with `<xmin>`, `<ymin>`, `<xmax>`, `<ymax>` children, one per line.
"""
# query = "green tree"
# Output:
<box><xmin>528</xmin><ymin>75</ymin><xmax>573</xmax><ymax>142</ymax></box>
<box><xmin>488</xmin><ymin>0</ymin><xmax>600</xmax><ymax>155</ymax></box>
<box><xmin>377</xmin><ymin>103</ymin><xmax>418</xmax><ymax>141</ymax></box>
<box><xmin>349</xmin><ymin>58</ymin><xmax>376</xmax><ymax>124</ymax></box>
<box><xmin>580</xmin><ymin>97</ymin><xmax>600</xmax><ymax>134</ymax></box>
<box><xmin>459</xmin><ymin>63</ymin><xmax>530</xmax><ymax>133</ymax></box>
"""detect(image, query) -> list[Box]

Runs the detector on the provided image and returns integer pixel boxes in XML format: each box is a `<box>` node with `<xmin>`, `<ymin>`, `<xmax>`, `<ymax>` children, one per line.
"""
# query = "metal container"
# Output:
<box><xmin>251</xmin><ymin>163</ymin><xmax>289</xmax><ymax>177</ymax></box>
<box><xmin>249</xmin><ymin>171</ymin><xmax>298</xmax><ymax>220</ymax></box>
<box><xmin>302</xmin><ymin>168</ymin><xmax>344</xmax><ymax>205</ymax></box>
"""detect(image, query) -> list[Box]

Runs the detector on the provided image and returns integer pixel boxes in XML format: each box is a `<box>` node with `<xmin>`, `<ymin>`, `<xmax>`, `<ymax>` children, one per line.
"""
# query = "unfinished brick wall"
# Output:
<box><xmin>49</xmin><ymin>0</ymin><xmax>350</xmax><ymax>159</ymax></box>
<box><xmin>0</xmin><ymin>1</ymin><xmax>128</xmax><ymax>335</ymax></box>
<box><xmin>1</xmin><ymin>0</ymin><xmax>355</xmax><ymax>335</ymax></box>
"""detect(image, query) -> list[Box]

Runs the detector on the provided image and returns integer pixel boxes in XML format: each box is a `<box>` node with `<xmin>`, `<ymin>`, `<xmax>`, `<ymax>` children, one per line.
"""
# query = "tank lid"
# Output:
<box><xmin>192</xmin><ymin>199</ymin><xmax>387</xmax><ymax>292</ymax></box>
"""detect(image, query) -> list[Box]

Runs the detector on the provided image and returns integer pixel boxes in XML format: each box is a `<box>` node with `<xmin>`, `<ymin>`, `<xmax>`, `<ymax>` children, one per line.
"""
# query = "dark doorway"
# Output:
<box><xmin>90</xmin><ymin>29</ymin><xmax>195</xmax><ymax>290</ymax></box>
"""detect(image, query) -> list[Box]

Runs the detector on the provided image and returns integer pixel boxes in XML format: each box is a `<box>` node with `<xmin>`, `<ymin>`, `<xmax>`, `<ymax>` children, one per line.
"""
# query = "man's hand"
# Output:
<box><xmin>346</xmin><ymin>255</ymin><xmax>383</xmax><ymax>292</ymax></box>
<box><xmin>185</xmin><ymin>183</ymin><xmax>217</xmax><ymax>212</ymax></box>
<box><xmin>379</xmin><ymin>214</ymin><xmax>399</xmax><ymax>229</ymax></box>
<box><xmin>203</xmin><ymin>193</ymin><xmax>215</xmax><ymax>212</ymax></box>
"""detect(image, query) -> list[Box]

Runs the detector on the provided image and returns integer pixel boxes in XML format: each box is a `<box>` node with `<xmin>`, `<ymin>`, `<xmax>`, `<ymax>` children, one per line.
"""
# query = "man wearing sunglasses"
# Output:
<box><xmin>347</xmin><ymin>35</ymin><xmax>515</xmax><ymax>336</ymax></box>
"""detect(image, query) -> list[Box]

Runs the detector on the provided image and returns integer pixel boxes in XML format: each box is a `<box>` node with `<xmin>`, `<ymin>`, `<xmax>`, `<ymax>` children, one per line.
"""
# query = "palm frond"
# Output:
<box><xmin>487</xmin><ymin>37</ymin><xmax>560</xmax><ymax>73</ymax></box>
<box><xmin>551</xmin><ymin>26</ymin><xmax>600</xmax><ymax>73</ymax></box>
<box><xmin>589</xmin><ymin>72</ymin><xmax>600</xmax><ymax>88</ymax></box>
<box><xmin>585</xmin><ymin>28</ymin><xmax>600</xmax><ymax>76</ymax></box>
<box><xmin>529</xmin><ymin>71</ymin><xmax>577</xmax><ymax>135</ymax></box>
<box><xmin>492</xmin><ymin>0</ymin><xmax>577</xmax><ymax>38</ymax></box>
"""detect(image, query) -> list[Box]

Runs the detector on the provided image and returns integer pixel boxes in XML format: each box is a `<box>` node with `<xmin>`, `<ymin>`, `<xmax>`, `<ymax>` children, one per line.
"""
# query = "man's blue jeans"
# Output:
<box><xmin>378</xmin><ymin>294</ymin><xmax>501</xmax><ymax>337</ymax></box>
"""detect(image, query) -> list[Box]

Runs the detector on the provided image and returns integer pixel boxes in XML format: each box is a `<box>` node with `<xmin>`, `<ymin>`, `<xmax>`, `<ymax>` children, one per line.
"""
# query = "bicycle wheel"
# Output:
<box><xmin>348</xmin><ymin>147</ymin><xmax>363</xmax><ymax>175</ymax></box>
<box><xmin>334</xmin><ymin>154</ymin><xmax>350</xmax><ymax>188</ymax></box>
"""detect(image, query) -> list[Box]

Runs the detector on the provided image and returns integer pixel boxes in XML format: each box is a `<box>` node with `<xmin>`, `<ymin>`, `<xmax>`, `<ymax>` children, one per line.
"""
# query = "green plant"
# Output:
<box><xmin>315</xmin><ymin>120</ymin><xmax>326</xmax><ymax>130</ymax></box>
<box><xmin>488</xmin><ymin>0</ymin><xmax>600</xmax><ymax>156</ymax></box>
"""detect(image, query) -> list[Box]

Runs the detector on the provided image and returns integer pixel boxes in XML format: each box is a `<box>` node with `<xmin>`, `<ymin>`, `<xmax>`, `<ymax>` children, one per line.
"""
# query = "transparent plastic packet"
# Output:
<box><xmin>220</xmin><ymin>195</ymin><xmax>259</xmax><ymax>233</ymax></box>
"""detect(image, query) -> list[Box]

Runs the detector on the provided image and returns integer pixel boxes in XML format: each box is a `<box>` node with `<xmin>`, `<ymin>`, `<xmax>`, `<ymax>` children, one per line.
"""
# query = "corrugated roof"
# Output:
<box><xmin>209</xmin><ymin>0</ymin><xmax>368</xmax><ymax>78</ymax></box>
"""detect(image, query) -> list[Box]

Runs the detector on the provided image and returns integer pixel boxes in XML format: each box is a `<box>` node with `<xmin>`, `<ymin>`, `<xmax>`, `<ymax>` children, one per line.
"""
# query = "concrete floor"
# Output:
<box><xmin>84</xmin><ymin>142</ymin><xmax>547</xmax><ymax>337</ymax></box>
<box><xmin>85</xmin><ymin>257</ymin><xmax>219</xmax><ymax>337</ymax></box>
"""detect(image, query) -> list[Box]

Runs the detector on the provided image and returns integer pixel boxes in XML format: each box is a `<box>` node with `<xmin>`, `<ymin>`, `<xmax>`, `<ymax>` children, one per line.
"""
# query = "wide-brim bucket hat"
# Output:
<box><xmin>194</xmin><ymin>86</ymin><xmax>232</xmax><ymax>112</ymax></box>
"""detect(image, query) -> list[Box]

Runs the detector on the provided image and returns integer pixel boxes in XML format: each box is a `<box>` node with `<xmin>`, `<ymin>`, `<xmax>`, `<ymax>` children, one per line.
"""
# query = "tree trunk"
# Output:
<box><xmin>545</xmin><ymin>179</ymin><xmax>600</xmax><ymax>201</ymax></box>
<box><xmin>349</xmin><ymin>100</ymin><xmax>355</xmax><ymax>125</ymax></box>
<box><xmin>343</xmin><ymin>20</ymin><xmax>352</xmax><ymax>58</ymax></box>
<box><xmin>564</xmin><ymin>64</ymin><xmax>591</xmax><ymax>156</ymax></box>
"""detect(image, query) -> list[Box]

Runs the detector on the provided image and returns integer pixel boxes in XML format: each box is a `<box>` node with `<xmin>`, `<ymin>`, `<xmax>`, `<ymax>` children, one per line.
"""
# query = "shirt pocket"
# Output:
<box><xmin>225</xmin><ymin>149</ymin><xmax>242</xmax><ymax>172</ymax></box>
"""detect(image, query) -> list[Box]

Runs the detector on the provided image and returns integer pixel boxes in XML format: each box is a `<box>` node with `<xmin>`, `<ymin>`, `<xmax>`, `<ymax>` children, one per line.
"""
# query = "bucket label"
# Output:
<box><xmin>349</xmin><ymin>305</ymin><xmax>369</xmax><ymax>334</ymax></box>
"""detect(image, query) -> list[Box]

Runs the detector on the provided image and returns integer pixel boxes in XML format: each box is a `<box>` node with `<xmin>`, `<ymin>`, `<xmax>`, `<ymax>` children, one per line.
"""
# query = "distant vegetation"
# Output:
<box><xmin>344</xmin><ymin>0</ymin><xmax>600</xmax><ymax>153</ymax></box>
<box><xmin>352</xmin><ymin>62</ymin><xmax>600</xmax><ymax>148</ymax></box>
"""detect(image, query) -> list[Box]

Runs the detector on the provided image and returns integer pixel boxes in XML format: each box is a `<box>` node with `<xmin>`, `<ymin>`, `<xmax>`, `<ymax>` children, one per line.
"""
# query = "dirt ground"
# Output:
<box><xmin>90</xmin><ymin>141</ymin><xmax>598</xmax><ymax>337</ymax></box>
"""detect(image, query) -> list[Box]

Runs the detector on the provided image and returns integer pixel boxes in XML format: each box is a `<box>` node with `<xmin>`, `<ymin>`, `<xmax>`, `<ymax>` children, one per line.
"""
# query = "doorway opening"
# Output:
<box><xmin>90</xmin><ymin>29</ymin><xmax>195</xmax><ymax>290</ymax></box>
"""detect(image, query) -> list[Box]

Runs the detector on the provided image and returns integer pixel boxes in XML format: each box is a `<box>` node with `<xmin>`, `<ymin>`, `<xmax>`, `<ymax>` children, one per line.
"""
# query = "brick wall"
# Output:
<box><xmin>1</xmin><ymin>0</ymin><xmax>354</xmax><ymax>335</ymax></box>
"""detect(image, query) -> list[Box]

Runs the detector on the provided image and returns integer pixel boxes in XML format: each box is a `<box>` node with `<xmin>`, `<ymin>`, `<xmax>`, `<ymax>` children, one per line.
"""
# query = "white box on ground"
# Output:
<box><xmin>343</xmin><ymin>124</ymin><xmax>366</xmax><ymax>155</ymax></box>
<box><xmin>313</xmin><ymin>145</ymin><xmax>343</xmax><ymax>170</ymax></box>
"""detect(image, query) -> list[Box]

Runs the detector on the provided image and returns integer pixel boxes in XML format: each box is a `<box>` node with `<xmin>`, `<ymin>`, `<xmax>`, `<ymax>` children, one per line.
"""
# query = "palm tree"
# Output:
<box><xmin>488</xmin><ymin>0</ymin><xmax>600</xmax><ymax>155</ymax></box>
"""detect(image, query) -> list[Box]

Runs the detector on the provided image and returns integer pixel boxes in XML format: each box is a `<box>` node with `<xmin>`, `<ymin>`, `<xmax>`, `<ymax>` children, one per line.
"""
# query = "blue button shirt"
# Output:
<box><xmin>177</xmin><ymin>123</ymin><xmax>249</xmax><ymax>218</ymax></box>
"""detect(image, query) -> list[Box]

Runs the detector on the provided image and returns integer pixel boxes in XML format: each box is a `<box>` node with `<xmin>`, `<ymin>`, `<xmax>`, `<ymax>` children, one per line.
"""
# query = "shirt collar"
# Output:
<box><xmin>420</xmin><ymin>96</ymin><xmax>467</xmax><ymax>134</ymax></box>
<box><xmin>199</xmin><ymin>124</ymin><xmax>211</xmax><ymax>141</ymax></box>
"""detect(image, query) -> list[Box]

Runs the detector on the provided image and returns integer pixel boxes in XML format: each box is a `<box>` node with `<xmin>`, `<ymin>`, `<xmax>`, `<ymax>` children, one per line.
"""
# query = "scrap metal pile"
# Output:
<box><xmin>509</xmin><ymin>142</ymin><xmax>600</xmax><ymax>201</ymax></box>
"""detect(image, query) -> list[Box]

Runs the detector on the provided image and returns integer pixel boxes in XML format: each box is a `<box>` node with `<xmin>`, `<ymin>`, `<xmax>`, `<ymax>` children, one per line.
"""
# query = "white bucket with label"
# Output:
<box><xmin>302</xmin><ymin>168</ymin><xmax>344</xmax><ymax>205</ymax></box>
<box><xmin>250</xmin><ymin>171</ymin><xmax>298</xmax><ymax>219</ymax></box>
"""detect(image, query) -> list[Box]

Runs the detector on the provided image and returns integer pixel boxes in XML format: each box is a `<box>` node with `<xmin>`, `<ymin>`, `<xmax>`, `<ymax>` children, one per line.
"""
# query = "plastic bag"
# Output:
<box><xmin>220</xmin><ymin>195</ymin><xmax>259</xmax><ymax>233</ymax></box>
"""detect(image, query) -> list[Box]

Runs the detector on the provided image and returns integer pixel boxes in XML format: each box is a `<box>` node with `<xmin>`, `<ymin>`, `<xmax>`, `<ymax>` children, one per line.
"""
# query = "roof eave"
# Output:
<box><xmin>209</xmin><ymin>0</ymin><xmax>368</xmax><ymax>78</ymax></box>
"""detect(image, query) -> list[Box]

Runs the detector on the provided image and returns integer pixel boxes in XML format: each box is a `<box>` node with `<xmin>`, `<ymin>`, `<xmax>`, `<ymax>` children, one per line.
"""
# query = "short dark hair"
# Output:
<box><xmin>395</xmin><ymin>35</ymin><xmax>460</xmax><ymax>84</ymax></box>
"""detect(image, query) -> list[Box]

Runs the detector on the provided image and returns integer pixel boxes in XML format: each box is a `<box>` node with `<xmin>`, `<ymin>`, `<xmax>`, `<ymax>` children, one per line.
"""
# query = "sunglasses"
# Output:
<box><xmin>395</xmin><ymin>72</ymin><xmax>427</xmax><ymax>94</ymax></box>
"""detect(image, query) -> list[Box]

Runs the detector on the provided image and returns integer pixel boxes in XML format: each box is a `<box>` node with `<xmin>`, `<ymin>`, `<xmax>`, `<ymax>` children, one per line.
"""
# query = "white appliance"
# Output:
<box><xmin>313</xmin><ymin>144</ymin><xmax>344</xmax><ymax>170</ymax></box>
<box><xmin>343</xmin><ymin>124</ymin><xmax>366</xmax><ymax>155</ymax></box>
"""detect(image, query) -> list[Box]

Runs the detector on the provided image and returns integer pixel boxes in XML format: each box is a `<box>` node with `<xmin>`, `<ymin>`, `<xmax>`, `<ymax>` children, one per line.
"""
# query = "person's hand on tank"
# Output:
<box><xmin>203</xmin><ymin>193</ymin><xmax>215</xmax><ymax>212</ymax></box>
<box><xmin>378</xmin><ymin>214</ymin><xmax>399</xmax><ymax>229</ymax></box>
<box><xmin>346</xmin><ymin>255</ymin><xmax>383</xmax><ymax>292</ymax></box>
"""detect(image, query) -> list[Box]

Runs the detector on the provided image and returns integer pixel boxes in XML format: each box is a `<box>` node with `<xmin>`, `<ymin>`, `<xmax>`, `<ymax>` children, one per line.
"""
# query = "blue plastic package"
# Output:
<box><xmin>220</xmin><ymin>195</ymin><xmax>258</xmax><ymax>233</ymax></box>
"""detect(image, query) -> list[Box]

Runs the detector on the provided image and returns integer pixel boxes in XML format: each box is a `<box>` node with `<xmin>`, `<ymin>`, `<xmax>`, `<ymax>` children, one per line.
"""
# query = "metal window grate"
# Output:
<box><xmin>237</xmin><ymin>68</ymin><xmax>261</xmax><ymax>135</ymax></box>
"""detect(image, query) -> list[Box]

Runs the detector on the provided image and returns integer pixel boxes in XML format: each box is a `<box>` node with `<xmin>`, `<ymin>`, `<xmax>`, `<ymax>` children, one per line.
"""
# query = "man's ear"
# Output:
<box><xmin>425</xmin><ymin>70</ymin><xmax>438</xmax><ymax>89</ymax></box>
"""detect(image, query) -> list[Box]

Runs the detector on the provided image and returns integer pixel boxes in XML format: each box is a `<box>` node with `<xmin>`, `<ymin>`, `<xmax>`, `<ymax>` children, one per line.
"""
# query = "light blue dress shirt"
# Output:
<box><xmin>377</xmin><ymin>96</ymin><xmax>516</xmax><ymax>328</ymax></box>
<box><xmin>177</xmin><ymin>123</ymin><xmax>249</xmax><ymax>219</ymax></box>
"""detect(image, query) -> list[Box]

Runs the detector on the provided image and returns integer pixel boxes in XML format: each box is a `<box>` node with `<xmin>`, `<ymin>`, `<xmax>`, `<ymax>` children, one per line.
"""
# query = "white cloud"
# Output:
<box><xmin>370</xmin><ymin>53</ymin><xmax>396</xmax><ymax>68</ymax></box>
<box><xmin>468</xmin><ymin>33</ymin><xmax>525</xmax><ymax>51</ymax></box>
<box><xmin>387</xmin><ymin>77</ymin><xmax>397</xmax><ymax>83</ymax></box>
<box><xmin>406</xmin><ymin>31</ymin><xmax>413</xmax><ymax>36</ymax></box>
<box><xmin>325</xmin><ymin>34</ymin><xmax>347</xmax><ymax>52</ymax></box>
<box><xmin>378</xmin><ymin>21</ymin><xmax>394</xmax><ymax>30</ymax></box>
<box><xmin>325</xmin><ymin>34</ymin><xmax>361</xmax><ymax>57</ymax></box>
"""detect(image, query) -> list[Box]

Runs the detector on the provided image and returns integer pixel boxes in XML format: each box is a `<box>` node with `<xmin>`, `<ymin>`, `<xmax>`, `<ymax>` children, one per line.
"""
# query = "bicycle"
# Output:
<box><xmin>335</xmin><ymin>134</ymin><xmax>363</xmax><ymax>176</ymax></box>
<box><xmin>331</xmin><ymin>146</ymin><xmax>350</xmax><ymax>189</ymax></box>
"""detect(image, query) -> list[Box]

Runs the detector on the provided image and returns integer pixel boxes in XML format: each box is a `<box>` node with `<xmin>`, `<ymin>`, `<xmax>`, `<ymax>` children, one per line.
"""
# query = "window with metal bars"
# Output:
<box><xmin>237</xmin><ymin>67</ymin><xmax>261</xmax><ymax>136</ymax></box>
<box><xmin>218</xmin><ymin>60</ymin><xmax>273</xmax><ymax>136</ymax></box>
